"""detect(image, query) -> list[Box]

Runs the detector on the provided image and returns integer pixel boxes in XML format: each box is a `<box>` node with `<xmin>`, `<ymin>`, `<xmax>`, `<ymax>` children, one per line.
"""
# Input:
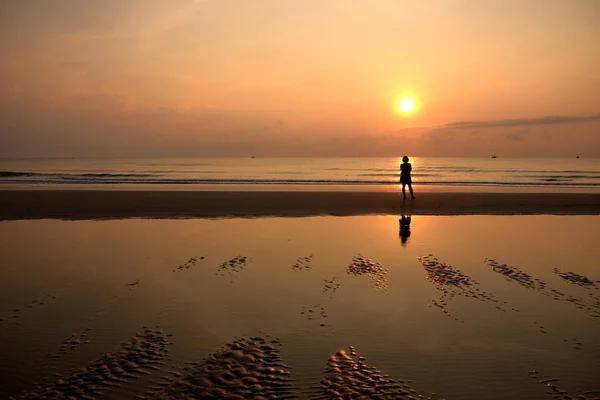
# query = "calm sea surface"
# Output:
<box><xmin>1</xmin><ymin>157</ymin><xmax>600</xmax><ymax>188</ymax></box>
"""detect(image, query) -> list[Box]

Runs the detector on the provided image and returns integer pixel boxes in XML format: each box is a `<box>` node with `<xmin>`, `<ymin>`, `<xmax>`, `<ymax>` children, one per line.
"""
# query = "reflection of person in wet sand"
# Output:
<box><xmin>399</xmin><ymin>215</ymin><xmax>411</xmax><ymax>246</ymax></box>
<box><xmin>399</xmin><ymin>156</ymin><xmax>415</xmax><ymax>200</ymax></box>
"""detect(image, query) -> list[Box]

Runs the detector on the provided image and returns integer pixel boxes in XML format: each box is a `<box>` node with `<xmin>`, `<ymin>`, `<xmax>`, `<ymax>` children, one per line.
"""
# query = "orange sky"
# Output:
<box><xmin>1</xmin><ymin>0</ymin><xmax>599</xmax><ymax>157</ymax></box>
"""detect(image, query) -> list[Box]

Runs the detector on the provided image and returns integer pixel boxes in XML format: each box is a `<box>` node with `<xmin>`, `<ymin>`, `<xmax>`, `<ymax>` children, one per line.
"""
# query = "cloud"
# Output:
<box><xmin>505</xmin><ymin>128</ymin><xmax>529</xmax><ymax>141</ymax></box>
<box><xmin>443</xmin><ymin>114</ymin><xmax>600</xmax><ymax>129</ymax></box>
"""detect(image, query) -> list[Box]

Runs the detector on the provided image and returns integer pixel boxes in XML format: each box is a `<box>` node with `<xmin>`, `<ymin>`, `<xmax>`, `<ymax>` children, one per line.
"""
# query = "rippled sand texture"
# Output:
<box><xmin>486</xmin><ymin>259</ymin><xmax>600</xmax><ymax>318</ymax></box>
<box><xmin>554</xmin><ymin>269</ymin><xmax>600</xmax><ymax>318</ymax></box>
<box><xmin>1</xmin><ymin>216</ymin><xmax>599</xmax><ymax>399</ymax></box>
<box><xmin>17</xmin><ymin>328</ymin><xmax>169</xmax><ymax>399</ymax></box>
<box><xmin>528</xmin><ymin>371</ymin><xmax>600</xmax><ymax>400</ymax></box>
<box><xmin>554</xmin><ymin>269</ymin><xmax>599</xmax><ymax>288</ymax></box>
<box><xmin>313</xmin><ymin>346</ymin><xmax>429</xmax><ymax>399</ymax></box>
<box><xmin>346</xmin><ymin>255</ymin><xmax>390</xmax><ymax>292</ymax></box>
<box><xmin>145</xmin><ymin>336</ymin><xmax>293</xmax><ymax>400</ymax></box>
<box><xmin>216</xmin><ymin>255</ymin><xmax>251</xmax><ymax>282</ymax></box>
<box><xmin>292</xmin><ymin>254</ymin><xmax>314</xmax><ymax>272</ymax></box>
<box><xmin>173</xmin><ymin>256</ymin><xmax>205</xmax><ymax>272</ymax></box>
<box><xmin>53</xmin><ymin>328</ymin><xmax>92</xmax><ymax>357</ymax></box>
<box><xmin>322</xmin><ymin>277</ymin><xmax>340</xmax><ymax>298</ymax></box>
<box><xmin>417</xmin><ymin>254</ymin><xmax>505</xmax><ymax>320</ymax></box>
<box><xmin>485</xmin><ymin>258</ymin><xmax>547</xmax><ymax>290</ymax></box>
<box><xmin>301</xmin><ymin>274</ymin><xmax>340</xmax><ymax>328</ymax></box>
<box><xmin>0</xmin><ymin>293</ymin><xmax>57</xmax><ymax>327</ymax></box>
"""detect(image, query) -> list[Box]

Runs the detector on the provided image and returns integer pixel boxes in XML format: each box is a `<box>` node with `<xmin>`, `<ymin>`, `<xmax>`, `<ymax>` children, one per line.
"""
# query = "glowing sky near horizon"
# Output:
<box><xmin>0</xmin><ymin>0</ymin><xmax>599</xmax><ymax>157</ymax></box>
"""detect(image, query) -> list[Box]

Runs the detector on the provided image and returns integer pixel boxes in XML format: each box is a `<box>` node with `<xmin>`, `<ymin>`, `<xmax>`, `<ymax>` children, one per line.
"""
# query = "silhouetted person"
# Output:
<box><xmin>400</xmin><ymin>156</ymin><xmax>415</xmax><ymax>199</ymax></box>
<box><xmin>399</xmin><ymin>215</ymin><xmax>411</xmax><ymax>246</ymax></box>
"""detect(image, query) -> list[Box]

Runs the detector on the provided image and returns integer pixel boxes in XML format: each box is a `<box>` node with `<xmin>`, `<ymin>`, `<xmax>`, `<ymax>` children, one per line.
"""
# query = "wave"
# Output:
<box><xmin>0</xmin><ymin>171</ymin><xmax>156</xmax><ymax>178</ymax></box>
<box><xmin>526</xmin><ymin>175</ymin><xmax>599</xmax><ymax>180</ymax></box>
<box><xmin>0</xmin><ymin>171</ymin><xmax>39</xmax><ymax>177</ymax></box>
<box><xmin>1</xmin><ymin>175</ymin><xmax>600</xmax><ymax>187</ymax></box>
<box><xmin>2</xmin><ymin>166</ymin><xmax>600</xmax><ymax>187</ymax></box>
<box><xmin>419</xmin><ymin>168</ymin><xmax>600</xmax><ymax>175</ymax></box>
<box><xmin>79</xmin><ymin>173</ymin><xmax>156</xmax><ymax>178</ymax></box>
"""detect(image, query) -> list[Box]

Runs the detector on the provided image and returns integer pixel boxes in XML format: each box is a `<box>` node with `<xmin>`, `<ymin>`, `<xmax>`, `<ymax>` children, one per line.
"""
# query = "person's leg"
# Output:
<box><xmin>402</xmin><ymin>184</ymin><xmax>407</xmax><ymax>199</ymax></box>
<box><xmin>408</xmin><ymin>183</ymin><xmax>415</xmax><ymax>199</ymax></box>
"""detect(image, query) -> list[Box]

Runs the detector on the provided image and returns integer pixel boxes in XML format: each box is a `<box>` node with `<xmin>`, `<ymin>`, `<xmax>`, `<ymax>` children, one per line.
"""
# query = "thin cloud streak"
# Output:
<box><xmin>444</xmin><ymin>114</ymin><xmax>600</xmax><ymax>129</ymax></box>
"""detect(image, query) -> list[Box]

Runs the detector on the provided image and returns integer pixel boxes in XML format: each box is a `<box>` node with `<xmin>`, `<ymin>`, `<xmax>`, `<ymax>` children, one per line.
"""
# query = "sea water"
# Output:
<box><xmin>1</xmin><ymin>157</ymin><xmax>599</xmax><ymax>188</ymax></box>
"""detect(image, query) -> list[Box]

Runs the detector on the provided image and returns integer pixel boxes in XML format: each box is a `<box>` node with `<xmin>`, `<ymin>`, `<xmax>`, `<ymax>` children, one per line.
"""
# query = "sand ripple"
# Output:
<box><xmin>530</xmin><ymin>372</ymin><xmax>600</xmax><ymax>400</ymax></box>
<box><xmin>486</xmin><ymin>259</ymin><xmax>600</xmax><ymax>318</ymax></box>
<box><xmin>145</xmin><ymin>336</ymin><xmax>294</xmax><ymax>399</ymax></box>
<box><xmin>292</xmin><ymin>254</ymin><xmax>314</xmax><ymax>272</ymax></box>
<box><xmin>173</xmin><ymin>256</ymin><xmax>204</xmax><ymax>272</ymax></box>
<box><xmin>420</xmin><ymin>254</ymin><xmax>474</xmax><ymax>288</ymax></box>
<box><xmin>18</xmin><ymin>328</ymin><xmax>169</xmax><ymax>399</ymax></box>
<box><xmin>553</xmin><ymin>268</ymin><xmax>598</xmax><ymax>288</ymax></box>
<box><xmin>1</xmin><ymin>294</ymin><xmax>57</xmax><ymax>327</ymax></box>
<box><xmin>418</xmin><ymin>254</ymin><xmax>504</xmax><ymax>319</ymax></box>
<box><xmin>126</xmin><ymin>279</ymin><xmax>141</xmax><ymax>289</ymax></box>
<box><xmin>553</xmin><ymin>269</ymin><xmax>600</xmax><ymax>318</ymax></box>
<box><xmin>322</xmin><ymin>277</ymin><xmax>340</xmax><ymax>298</ymax></box>
<box><xmin>313</xmin><ymin>346</ymin><xmax>427</xmax><ymax>399</ymax></box>
<box><xmin>301</xmin><ymin>303</ymin><xmax>329</xmax><ymax>327</ymax></box>
<box><xmin>216</xmin><ymin>255</ymin><xmax>251</xmax><ymax>281</ymax></box>
<box><xmin>53</xmin><ymin>328</ymin><xmax>92</xmax><ymax>357</ymax></box>
<box><xmin>347</xmin><ymin>255</ymin><xmax>389</xmax><ymax>292</ymax></box>
<box><xmin>300</xmin><ymin>277</ymin><xmax>339</xmax><ymax>328</ymax></box>
<box><xmin>485</xmin><ymin>259</ymin><xmax>546</xmax><ymax>289</ymax></box>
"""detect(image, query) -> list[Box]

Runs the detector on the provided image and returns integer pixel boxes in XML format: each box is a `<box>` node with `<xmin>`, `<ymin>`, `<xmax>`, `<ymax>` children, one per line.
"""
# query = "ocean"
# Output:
<box><xmin>1</xmin><ymin>157</ymin><xmax>600</xmax><ymax>189</ymax></box>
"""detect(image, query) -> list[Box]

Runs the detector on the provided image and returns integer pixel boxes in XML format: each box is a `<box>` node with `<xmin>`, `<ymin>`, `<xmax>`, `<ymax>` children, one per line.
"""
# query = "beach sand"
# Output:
<box><xmin>1</xmin><ymin>215</ymin><xmax>599</xmax><ymax>399</ymax></box>
<box><xmin>1</xmin><ymin>189</ymin><xmax>600</xmax><ymax>220</ymax></box>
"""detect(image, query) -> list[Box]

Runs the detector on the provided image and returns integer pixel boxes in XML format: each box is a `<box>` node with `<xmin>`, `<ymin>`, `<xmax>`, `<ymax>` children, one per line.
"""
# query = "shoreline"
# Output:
<box><xmin>2</xmin><ymin>183</ymin><xmax>600</xmax><ymax>193</ymax></box>
<box><xmin>2</xmin><ymin>190</ymin><xmax>600</xmax><ymax>220</ymax></box>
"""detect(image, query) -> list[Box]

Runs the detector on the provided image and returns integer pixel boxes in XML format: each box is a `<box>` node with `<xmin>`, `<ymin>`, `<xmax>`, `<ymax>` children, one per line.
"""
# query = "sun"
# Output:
<box><xmin>399</xmin><ymin>98</ymin><xmax>414</xmax><ymax>113</ymax></box>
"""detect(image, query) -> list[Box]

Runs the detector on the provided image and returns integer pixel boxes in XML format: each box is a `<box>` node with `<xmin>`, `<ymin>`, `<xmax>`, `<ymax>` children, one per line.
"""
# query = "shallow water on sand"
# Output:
<box><xmin>0</xmin><ymin>216</ymin><xmax>599</xmax><ymax>399</ymax></box>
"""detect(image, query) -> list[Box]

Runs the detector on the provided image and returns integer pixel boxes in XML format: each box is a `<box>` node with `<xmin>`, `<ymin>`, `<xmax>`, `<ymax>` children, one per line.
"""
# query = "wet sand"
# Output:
<box><xmin>1</xmin><ymin>189</ymin><xmax>600</xmax><ymax>220</ymax></box>
<box><xmin>1</xmin><ymin>216</ymin><xmax>599</xmax><ymax>399</ymax></box>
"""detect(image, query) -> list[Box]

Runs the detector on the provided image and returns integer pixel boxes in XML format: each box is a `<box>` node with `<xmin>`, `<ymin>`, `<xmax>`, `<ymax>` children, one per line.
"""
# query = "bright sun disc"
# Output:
<box><xmin>399</xmin><ymin>98</ymin><xmax>414</xmax><ymax>113</ymax></box>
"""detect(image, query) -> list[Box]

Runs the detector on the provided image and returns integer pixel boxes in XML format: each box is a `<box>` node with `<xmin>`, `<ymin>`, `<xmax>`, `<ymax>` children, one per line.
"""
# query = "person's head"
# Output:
<box><xmin>402</xmin><ymin>156</ymin><xmax>409</xmax><ymax>163</ymax></box>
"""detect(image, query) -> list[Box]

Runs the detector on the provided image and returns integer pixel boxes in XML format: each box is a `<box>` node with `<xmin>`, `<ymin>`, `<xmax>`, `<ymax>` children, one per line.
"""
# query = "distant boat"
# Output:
<box><xmin>576</xmin><ymin>156</ymin><xmax>580</xmax><ymax>159</ymax></box>
<box><xmin>251</xmin><ymin>156</ymin><xmax>256</xmax><ymax>159</ymax></box>
<box><xmin>491</xmin><ymin>155</ymin><xmax>497</xmax><ymax>159</ymax></box>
